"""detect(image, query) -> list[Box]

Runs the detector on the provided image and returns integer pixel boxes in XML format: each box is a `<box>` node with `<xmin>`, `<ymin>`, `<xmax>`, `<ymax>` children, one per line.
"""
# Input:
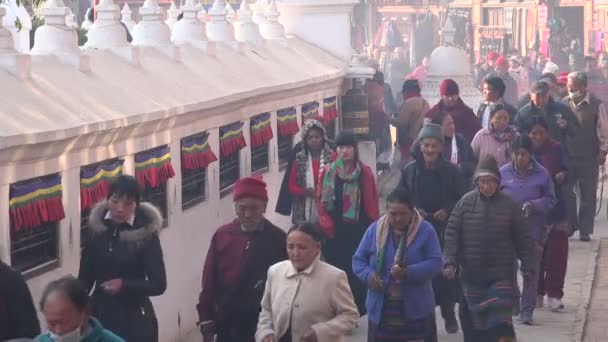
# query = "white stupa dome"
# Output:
<box><xmin>421</xmin><ymin>17</ymin><xmax>482</xmax><ymax>111</ymax></box>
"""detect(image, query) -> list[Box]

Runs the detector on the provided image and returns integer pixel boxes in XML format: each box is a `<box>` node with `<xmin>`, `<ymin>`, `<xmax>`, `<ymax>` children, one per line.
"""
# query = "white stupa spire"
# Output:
<box><xmin>172</xmin><ymin>0</ymin><xmax>211</xmax><ymax>49</ymax></box>
<box><xmin>165</xmin><ymin>2</ymin><xmax>181</xmax><ymax>30</ymax></box>
<box><xmin>132</xmin><ymin>0</ymin><xmax>172</xmax><ymax>46</ymax></box>
<box><xmin>121</xmin><ymin>3</ymin><xmax>136</xmax><ymax>33</ymax></box>
<box><xmin>206</xmin><ymin>0</ymin><xmax>235</xmax><ymax>43</ymax></box>
<box><xmin>225</xmin><ymin>3</ymin><xmax>236</xmax><ymax>24</ymax></box>
<box><xmin>32</xmin><ymin>0</ymin><xmax>78</xmax><ymax>53</ymax></box>
<box><xmin>85</xmin><ymin>0</ymin><xmax>129</xmax><ymax>49</ymax></box>
<box><xmin>259</xmin><ymin>0</ymin><xmax>284</xmax><ymax>40</ymax></box>
<box><xmin>252</xmin><ymin>0</ymin><xmax>267</xmax><ymax>25</ymax></box>
<box><xmin>235</xmin><ymin>0</ymin><xmax>261</xmax><ymax>44</ymax></box>
<box><xmin>0</xmin><ymin>6</ymin><xmax>31</xmax><ymax>78</ymax></box>
<box><xmin>31</xmin><ymin>0</ymin><xmax>90</xmax><ymax>71</ymax></box>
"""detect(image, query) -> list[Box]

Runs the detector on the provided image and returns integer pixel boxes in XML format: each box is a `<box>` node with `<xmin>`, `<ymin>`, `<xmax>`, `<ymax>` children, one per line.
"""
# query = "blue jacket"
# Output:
<box><xmin>352</xmin><ymin>219</ymin><xmax>442</xmax><ymax>324</ymax></box>
<box><xmin>36</xmin><ymin>317</ymin><xmax>124</xmax><ymax>342</ymax></box>
<box><xmin>500</xmin><ymin>160</ymin><xmax>557</xmax><ymax>243</ymax></box>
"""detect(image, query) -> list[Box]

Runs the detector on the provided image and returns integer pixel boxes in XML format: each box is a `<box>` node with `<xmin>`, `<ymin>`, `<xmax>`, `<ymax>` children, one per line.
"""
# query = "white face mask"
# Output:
<box><xmin>49</xmin><ymin>327</ymin><xmax>81</xmax><ymax>342</ymax></box>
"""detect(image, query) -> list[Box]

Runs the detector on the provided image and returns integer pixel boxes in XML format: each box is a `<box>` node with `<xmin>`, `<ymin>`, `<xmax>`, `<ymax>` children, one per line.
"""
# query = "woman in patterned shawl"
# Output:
<box><xmin>281</xmin><ymin>119</ymin><xmax>334</xmax><ymax>224</ymax></box>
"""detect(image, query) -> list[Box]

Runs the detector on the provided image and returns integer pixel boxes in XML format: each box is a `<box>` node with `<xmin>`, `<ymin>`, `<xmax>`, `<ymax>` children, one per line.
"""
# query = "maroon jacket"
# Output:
<box><xmin>425</xmin><ymin>98</ymin><xmax>482</xmax><ymax>142</ymax></box>
<box><xmin>197</xmin><ymin>219</ymin><xmax>287</xmax><ymax>324</ymax></box>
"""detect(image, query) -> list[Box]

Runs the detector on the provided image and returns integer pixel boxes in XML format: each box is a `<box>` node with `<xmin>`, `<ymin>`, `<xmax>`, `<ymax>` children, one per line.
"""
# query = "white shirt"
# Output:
<box><xmin>104</xmin><ymin>210</ymin><xmax>135</xmax><ymax>226</ymax></box>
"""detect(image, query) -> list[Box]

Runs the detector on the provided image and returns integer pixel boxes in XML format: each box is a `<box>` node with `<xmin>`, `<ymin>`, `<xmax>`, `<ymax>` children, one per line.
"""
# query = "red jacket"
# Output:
<box><xmin>317</xmin><ymin>161</ymin><xmax>380</xmax><ymax>237</ymax></box>
<box><xmin>425</xmin><ymin>99</ymin><xmax>481</xmax><ymax>142</ymax></box>
<box><xmin>197</xmin><ymin>219</ymin><xmax>287</xmax><ymax>323</ymax></box>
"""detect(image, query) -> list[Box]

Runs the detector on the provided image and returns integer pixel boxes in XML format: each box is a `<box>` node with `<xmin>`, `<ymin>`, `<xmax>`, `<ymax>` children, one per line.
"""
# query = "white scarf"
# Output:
<box><xmin>450</xmin><ymin>135</ymin><xmax>459</xmax><ymax>165</ymax></box>
<box><xmin>305</xmin><ymin>153</ymin><xmax>318</xmax><ymax>222</ymax></box>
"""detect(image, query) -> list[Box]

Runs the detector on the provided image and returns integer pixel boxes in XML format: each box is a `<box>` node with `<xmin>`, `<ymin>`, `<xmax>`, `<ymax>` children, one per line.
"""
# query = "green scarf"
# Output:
<box><xmin>320</xmin><ymin>158</ymin><xmax>361</xmax><ymax>222</ymax></box>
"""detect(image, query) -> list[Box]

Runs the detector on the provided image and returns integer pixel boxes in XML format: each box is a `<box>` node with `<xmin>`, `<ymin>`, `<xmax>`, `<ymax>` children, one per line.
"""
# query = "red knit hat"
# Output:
<box><xmin>233</xmin><ymin>177</ymin><xmax>268</xmax><ymax>202</ymax></box>
<box><xmin>487</xmin><ymin>51</ymin><xmax>498</xmax><ymax>61</ymax></box>
<box><xmin>440</xmin><ymin>79</ymin><xmax>459</xmax><ymax>96</ymax></box>
<box><xmin>495</xmin><ymin>56</ymin><xmax>509</xmax><ymax>68</ymax></box>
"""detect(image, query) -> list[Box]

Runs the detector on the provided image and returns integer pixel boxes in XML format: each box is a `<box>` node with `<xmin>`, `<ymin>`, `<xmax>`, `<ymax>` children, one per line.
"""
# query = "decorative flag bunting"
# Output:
<box><xmin>181</xmin><ymin>132</ymin><xmax>218</xmax><ymax>171</ymax></box>
<box><xmin>220</xmin><ymin>121</ymin><xmax>247</xmax><ymax>157</ymax></box>
<box><xmin>135</xmin><ymin>146</ymin><xmax>176</xmax><ymax>189</ymax></box>
<box><xmin>302</xmin><ymin>102</ymin><xmax>320</xmax><ymax>121</ymax></box>
<box><xmin>10</xmin><ymin>175</ymin><xmax>65</xmax><ymax>232</ymax></box>
<box><xmin>323</xmin><ymin>97</ymin><xmax>338</xmax><ymax>125</ymax></box>
<box><xmin>277</xmin><ymin>107</ymin><xmax>299</xmax><ymax>137</ymax></box>
<box><xmin>251</xmin><ymin>113</ymin><xmax>274</xmax><ymax>148</ymax></box>
<box><xmin>80</xmin><ymin>160</ymin><xmax>124</xmax><ymax>211</ymax></box>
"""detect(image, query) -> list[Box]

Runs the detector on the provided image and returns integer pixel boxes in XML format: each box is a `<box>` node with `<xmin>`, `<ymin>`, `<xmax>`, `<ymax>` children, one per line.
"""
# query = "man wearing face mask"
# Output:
<box><xmin>36</xmin><ymin>276</ymin><xmax>124</xmax><ymax>342</ymax></box>
<box><xmin>197</xmin><ymin>177</ymin><xmax>287</xmax><ymax>342</ymax></box>
<box><xmin>562</xmin><ymin>72</ymin><xmax>608</xmax><ymax>241</ymax></box>
<box><xmin>514</xmin><ymin>81</ymin><xmax>576</xmax><ymax>143</ymax></box>
<box><xmin>426</xmin><ymin>78</ymin><xmax>481</xmax><ymax>142</ymax></box>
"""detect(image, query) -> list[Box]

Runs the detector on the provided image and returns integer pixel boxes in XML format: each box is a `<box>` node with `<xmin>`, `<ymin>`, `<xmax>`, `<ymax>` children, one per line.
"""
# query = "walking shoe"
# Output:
<box><xmin>536</xmin><ymin>295</ymin><xmax>544</xmax><ymax>308</ymax></box>
<box><xmin>580</xmin><ymin>233</ymin><xmax>591</xmax><ymax>242</ymax></box>
<box><xmin>518</xmin><ymin>314</ymin><xmax>534</xmax><ymax>325</ymax></box>
<box><xmin>444</xmin><ymin>314</ymin><xmax>459</xmax><ymax>334</ymax></box>
<box><xmin>547</xmin><ymin>297</ymin><xmax>565</xmax><ymax>311</ymax></box>
<box><xmin>512</xmin><ymin>300</ymin><xmax>520</xmax><ymax>316</ymax></box>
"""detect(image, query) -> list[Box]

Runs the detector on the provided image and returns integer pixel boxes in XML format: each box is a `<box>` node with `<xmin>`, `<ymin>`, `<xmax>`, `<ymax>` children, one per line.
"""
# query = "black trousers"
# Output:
<box><xmin>216</xmin><ymin>313</ymin><xmax>257</xmax><ymax>342</ymax></box>
<box><xmin>459</xmin><ymin>296</ymin><xmax>516</xmax><ymax>342</ymax></box>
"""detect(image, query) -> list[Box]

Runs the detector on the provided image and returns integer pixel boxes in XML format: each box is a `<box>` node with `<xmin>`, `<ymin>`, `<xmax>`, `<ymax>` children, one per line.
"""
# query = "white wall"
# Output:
<box><xmin>0</xmin><ymin>82</ymin><xmax>339</xmax><ymax>341</ymax></box>
<box><xmin>278</xmin><ymin>0</ymin><xmax>358</xmax><ymax>62</ymax></box>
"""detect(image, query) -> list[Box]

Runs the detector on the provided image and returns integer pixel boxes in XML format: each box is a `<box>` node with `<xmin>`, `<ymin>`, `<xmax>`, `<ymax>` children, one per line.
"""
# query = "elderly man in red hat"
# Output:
<box><xmin>426</xmin><ymin>78</ymin><xmax>481</xmax><ymax>142</ymax></box>
<box><xmin>197</xmin><ymin>177</ymin><xmax>287</xmax><ymax>342</ymax></box>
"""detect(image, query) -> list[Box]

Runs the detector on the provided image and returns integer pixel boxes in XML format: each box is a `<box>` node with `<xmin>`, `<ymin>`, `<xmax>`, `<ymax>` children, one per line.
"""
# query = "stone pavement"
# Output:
<box><xmin>583</xmin><ymin>239</ymin><xmax>608</xmax><ymax>342</ymax></box>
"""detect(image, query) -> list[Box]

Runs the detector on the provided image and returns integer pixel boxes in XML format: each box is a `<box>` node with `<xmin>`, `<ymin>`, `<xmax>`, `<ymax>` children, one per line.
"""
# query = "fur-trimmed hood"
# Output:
<box><xmin>88</xmin><ymin>201</ymin><xmax>162</xmax><ymax>243</ymax></box>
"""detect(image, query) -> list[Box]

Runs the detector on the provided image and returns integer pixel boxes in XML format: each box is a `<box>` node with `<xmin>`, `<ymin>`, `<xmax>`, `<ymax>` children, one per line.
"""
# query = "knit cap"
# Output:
<box><xmin>418</xmin><ymin>123</ymin><xmax>444</xmax><ymax>143</ymax></box>
<box><xmin>474</xmin><ymin>156</ymin><xmax>501</xmax><ymax>183</ymax></box>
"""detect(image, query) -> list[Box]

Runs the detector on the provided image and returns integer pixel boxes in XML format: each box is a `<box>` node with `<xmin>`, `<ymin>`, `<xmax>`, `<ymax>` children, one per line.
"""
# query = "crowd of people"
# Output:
<box><xmin>2</xmin><ymin>49</ymin><xmax>608</xmax><ymax>342</ymax></box>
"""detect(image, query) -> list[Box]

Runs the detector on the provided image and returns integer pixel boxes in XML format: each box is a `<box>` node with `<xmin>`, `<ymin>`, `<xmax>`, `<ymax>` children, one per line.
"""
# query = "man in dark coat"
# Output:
<box><xmin>514</xmin><ymin>81</ymin><xmax>577</xmax><ymax>144</ymax></box>
<box><xmin>399</xmin><ymin>123</ymin><xmax>465</xmax><ymax>334</ymax></box>
<box><xmin>477</xmin><ymin>76</ymin><xmax>518</xmax><ymax>128</ymax></box>
<box><xmin>198</xmin><ymin>177</ymin><xmax>287</xmax><ymax>342</ymax></box>
<box><xmin>0</xmin><ymin>261</ymin><xmax>40</xmax><ymax>341</ymax></box>
<box><xmin>517</xmin><ymin>73</ymin><xmax>563</xmax><ymax>109</ymax></box>
<box><xmin>425</xmin><ymin>79</ymin><xmax>482</xmax><ymax>142</ymax></box>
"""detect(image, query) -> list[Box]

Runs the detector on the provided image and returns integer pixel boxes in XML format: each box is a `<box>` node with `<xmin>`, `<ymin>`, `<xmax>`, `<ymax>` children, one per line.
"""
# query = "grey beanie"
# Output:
<box><xmin>418</xmin><ymin>123</ymin><xmax>444</xmax><ymax>143</ymax></box>
<box><xmin>474</xmin><ymin>156</ymin><xmax>501</xmax><ymax>182</ymax></box>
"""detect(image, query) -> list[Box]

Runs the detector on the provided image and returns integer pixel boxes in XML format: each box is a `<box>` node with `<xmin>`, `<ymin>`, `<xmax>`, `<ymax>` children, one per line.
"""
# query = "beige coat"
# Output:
<box><xmin>392</xmin><ymin>96</ymin><xmax>430</xmax><ymax>145</ymax></box>
<box><xmin>255</xmin><ymin>258</ymin><xmax>359</xmax><ymax>342</ymax></box>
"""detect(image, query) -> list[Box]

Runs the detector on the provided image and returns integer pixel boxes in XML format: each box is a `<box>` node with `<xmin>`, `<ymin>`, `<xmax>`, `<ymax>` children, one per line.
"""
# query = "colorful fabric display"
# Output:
<box><xmin>135</xmin><ymin>146</ymin><xmax>175</xmax><ymax>189</ymax></box>
<box><xmin>181</xmin><ymin>132</ymin><xmax>217</xmax><ymax>171</ymax></box>
<box><xmin>250</xmin><ymin>113</ymin><xmax>273</xmax><ymax>148</ymax></box>
<box><xmin>277</xmin><ymin>107</ymin><xmax>299</xmax><ymax>136</ymax></box>
<box><xmin>220</xmin><ymin>121</ymin><xmax>247</xmax><ymax>157</ymax></box>
<box><xmin>10</xmin><ymin>175</ymin><xmax>65</xmax><ymax>232</ymax></box>
<box><xmin>80</xmin><ymin>160</ymin><xmax>123</xmax><ymax>211</ymax></box>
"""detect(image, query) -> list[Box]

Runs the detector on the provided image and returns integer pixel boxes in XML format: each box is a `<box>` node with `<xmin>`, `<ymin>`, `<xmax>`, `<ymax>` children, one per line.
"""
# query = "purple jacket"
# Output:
<box><xmin>500</xmin><ymin>160</ymin><xmax>557</xmax><ymax>243</ymax></box>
